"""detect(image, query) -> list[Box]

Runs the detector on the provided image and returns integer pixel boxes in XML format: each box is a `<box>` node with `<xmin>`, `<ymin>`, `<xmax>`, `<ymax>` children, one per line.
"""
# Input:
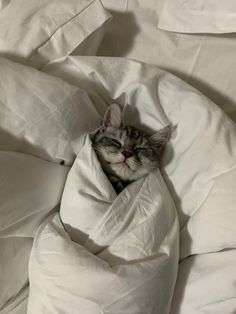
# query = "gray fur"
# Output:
<box><xmin>91</xmin><ymin>104</ymin><xmax>170</xmax><ymax>193</ymax></box>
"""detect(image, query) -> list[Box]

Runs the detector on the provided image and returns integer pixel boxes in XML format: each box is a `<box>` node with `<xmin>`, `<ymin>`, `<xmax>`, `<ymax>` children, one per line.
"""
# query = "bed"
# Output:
<box><xmin>0</xmin><ymin>1</ymin><xmax>236</xmax><ymax>313</ymax></box>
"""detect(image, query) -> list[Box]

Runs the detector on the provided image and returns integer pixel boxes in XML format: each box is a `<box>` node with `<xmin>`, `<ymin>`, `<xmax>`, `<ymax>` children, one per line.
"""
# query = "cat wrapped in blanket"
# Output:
<box><xmin>91</xmin><ymin>104</ymin><xmax>171</xmax><ymax>194</ymax></box>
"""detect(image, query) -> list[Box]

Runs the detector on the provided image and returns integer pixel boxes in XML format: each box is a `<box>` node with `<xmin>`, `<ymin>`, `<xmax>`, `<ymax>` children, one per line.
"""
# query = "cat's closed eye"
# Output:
<box><xmin>135</xmin><ymin>147</ymin><xmax>153</xmax><ymax>156</ymax></box>
<box><xmin>102</xmin><ymin>137</ymin><xmax>121</xmax><ymax>148</ymax></box>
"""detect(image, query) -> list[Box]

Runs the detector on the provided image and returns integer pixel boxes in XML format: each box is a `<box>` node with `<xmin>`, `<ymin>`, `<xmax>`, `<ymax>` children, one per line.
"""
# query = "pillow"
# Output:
<box><xmin>0</xmin><ymin>0</ymin><xmax>111</xmax><ymax>68</ymax></box>
<box><xmin>0</xmin><ymin>151</ymin><xmax>69</xmax><ymax>237</ymax></box>
<box><xmin>159</xmin><ymin>0</ymin><xmax>236</xmax><ymax>33</ymax></box>
<box><xmin>0</xmin><ymin>57</ymin><xmax>101</xmax><ymax>164</ymax></box>
<box><xmin>0</xmin><ymin>151</ymin><xmax>68</xmax><ymax>310</ymax></box>
<box><xmin>0</xmin><ymin>238</ymin><xmax>32</xmax><ymax>310</ymax></box>
<box><xmin>170</xmin><ymin>250</ymin><xmax>236</xmax><ymax>314</ymax></box>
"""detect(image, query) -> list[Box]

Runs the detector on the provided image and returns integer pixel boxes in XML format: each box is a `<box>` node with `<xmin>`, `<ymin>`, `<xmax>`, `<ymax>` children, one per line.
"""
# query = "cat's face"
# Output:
<box><xmin>91</xmin><ymin>104</ymin><xmax>171</xmax><ymax>182</ymax></box>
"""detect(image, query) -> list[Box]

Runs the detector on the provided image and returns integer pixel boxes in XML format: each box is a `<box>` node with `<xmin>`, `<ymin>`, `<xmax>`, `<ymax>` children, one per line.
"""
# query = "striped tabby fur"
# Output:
<box><xmin>91</xmin><ymin>104</ymin><xmax>170</xmax><ymax>193</ymax></box>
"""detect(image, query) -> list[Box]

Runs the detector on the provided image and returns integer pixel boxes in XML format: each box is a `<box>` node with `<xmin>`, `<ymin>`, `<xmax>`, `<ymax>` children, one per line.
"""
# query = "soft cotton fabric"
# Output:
<box><xmin>28</xmin><ymin>187</ymin><xmax>178</xmax><ymax>314</ymax></box>
<box><xmin>0</xmin><ymin>151</ymin><xmax>69</xmax><ymax>238</ymax></box>
<box><xmin>0</xmin><ymin>57</ymin><xmax>101</xmax><ymax>164</ymax></box>
<box><xmin>99</xmin><ymin>0</ymin><xmax>236</xmax><ymax>122</ymax></box>
<box><xmin>159</xmin><ymin>0</ymin><xmax>236</xmax><ymax>33</ymax></box>
<box><xmin>0</xmin><ymin>51</ymin><xmax>235</xmax><ymax>313</ymax></box>
<box><xmin>0</xmin><ymin>151</ymin><xmax>69</xmax><ymax>310</ymax></box>
<box><xmin>44</xmin><ymin>56</ymin><xmax>236</xmax><ymax>259</ymax></box>
<box><xmin>0</xmin><ymin>0</ymin><xmax>111</xmax><ymax>68</ymax></box>
<box><xmin>170</xmin><ymin>250</ymin><xmax>236</xmax><ymax>314</ymax></box>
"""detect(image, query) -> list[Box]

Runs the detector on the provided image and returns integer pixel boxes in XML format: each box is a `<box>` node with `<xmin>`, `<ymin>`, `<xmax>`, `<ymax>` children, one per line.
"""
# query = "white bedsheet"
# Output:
<box><xmin>0</xmin><ymin>54</ymin><xmax>235</xmax><ymax>313</ymax></box>
<box><xmin>0</xmin><ymin>57</ymin><xmax>100</xmax><ymax>164</ymax></box>
<box><xmin>0</xmin><ymin>0</ymin><xmax>111</xmax><ymax>67</ymax></box>
<box><xmin>159</xmin><ymin>0</ymin><xmax>236</xmax><ymax>33</ymax></box>
<box><xmin>99</xmin><ymin>0</ymin><xmax>236</xmax><ymax>122</ymax></box>
<box><xmin>0</xmin><ymin>2</ymin><xmax>236</xmax><ymax>310</ymax></box>
<box><xmin>170</xmin><ymin>249</ymin><xmax>236</xmax><ymax>314</ymax></box>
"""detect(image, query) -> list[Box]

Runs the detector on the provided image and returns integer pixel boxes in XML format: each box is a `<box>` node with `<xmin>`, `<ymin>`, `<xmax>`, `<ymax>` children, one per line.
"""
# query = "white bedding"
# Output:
<box><xmin>1</xmin><ymin>54</ymin><xmax>236</xmax><ymax>313</ymax></box>
<box><xmin>0</xmin><ymin>1</ymin><xmax>236</xmax><ymax>313</ymax></box>
<box><xmin>0</xmin><ymin>0</ymin><xmax>111</xmax><ymax>67</ymax></box>
<box><xmin>159</xmin><ymin>0</ymin><xmax>236</xmax><ymax>33</ymax></box>
<box><xmin>99</xmin><ymin>0</ymin><xmax>236</xmax><ymax>122</ymax></box>
<box><xmin>28</xmin><ymin>166</ymin><xmax>178</xmax><ymax>313</ymax></box>
<box><xmin>44</xmin><ymin>56</ymin><xmax>236</xmax><ymax>257</ymax></box>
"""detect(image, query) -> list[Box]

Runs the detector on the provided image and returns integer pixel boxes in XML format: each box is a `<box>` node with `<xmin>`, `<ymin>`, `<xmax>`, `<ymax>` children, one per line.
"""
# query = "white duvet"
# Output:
<box><xmin>0</xmin><ymin>53</ymin><xmax>236</xmax><ymax>314</ymax></box>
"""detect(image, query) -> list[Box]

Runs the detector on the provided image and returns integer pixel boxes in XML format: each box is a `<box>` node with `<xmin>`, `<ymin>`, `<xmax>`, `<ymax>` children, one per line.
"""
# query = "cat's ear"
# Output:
<box><xmin>148</xmin><ymin>125</ymin><xmax>171</xmax><ymax>155</ymax></box>
<box><xmin>103</xmin><ymin>104</ymin><xmax>122</xmax><ymax>128</ymax></box>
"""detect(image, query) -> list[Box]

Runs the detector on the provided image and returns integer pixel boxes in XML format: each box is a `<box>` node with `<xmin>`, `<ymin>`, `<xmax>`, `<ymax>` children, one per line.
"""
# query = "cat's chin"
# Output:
<box><xmin>111</xmin><ymin>162</ymin><xmax>131</xmax><ymax>171</ymax></box>
<box><xmin>109</xmin><ymin>162</ymin><xmax>133</xmax><ymax>179</ymax></box>
<box><xmin>113</xmin><ymin>161</ymin><xmax>130</xmax><ymax>168</ymax></box>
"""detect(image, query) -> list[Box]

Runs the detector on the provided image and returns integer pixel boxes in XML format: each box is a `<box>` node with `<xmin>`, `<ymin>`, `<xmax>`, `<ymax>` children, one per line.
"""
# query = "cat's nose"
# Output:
<box><xmin>122</xmin><ymin>150</ymin><xmax>133</xmax><ymax>158</ymax></box>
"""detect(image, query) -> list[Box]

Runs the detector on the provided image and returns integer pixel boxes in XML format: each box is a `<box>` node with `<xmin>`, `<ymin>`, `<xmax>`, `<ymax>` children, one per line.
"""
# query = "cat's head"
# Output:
<box><xmin>91</xmin><ymin>104</ymin><xmax>171</xmax><ymax>182</ymax></box>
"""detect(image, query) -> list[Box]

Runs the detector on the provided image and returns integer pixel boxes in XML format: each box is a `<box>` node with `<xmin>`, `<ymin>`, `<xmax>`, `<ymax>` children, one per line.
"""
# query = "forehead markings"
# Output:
<box><xmin>125</xmin><ymin>126</ymin><xmax>140</xmax><ymax>139</ymax></box>
<box><xmin>120</xmin><ymin>126</ymin><xmax>146</xmax><ymax>148</ymax></box>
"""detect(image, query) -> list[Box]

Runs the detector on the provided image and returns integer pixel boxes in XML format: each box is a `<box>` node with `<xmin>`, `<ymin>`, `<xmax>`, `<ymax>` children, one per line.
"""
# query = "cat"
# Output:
<box><xmin>91</xmin><ymin>104</ymin><xmax>171</xmax><ymax>193</ymax></box>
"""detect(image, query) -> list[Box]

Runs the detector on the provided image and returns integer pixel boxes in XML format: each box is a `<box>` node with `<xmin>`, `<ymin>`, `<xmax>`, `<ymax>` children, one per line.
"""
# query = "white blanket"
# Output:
<box><xmin>28</xmin><ymin>162</ymin><xmax>178</xmax><ymax>313</ymax></box>
<box><xmin>0</xmin><ymin>54</ymin><xmax>236</xmax><ymax>314</ymax></box>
